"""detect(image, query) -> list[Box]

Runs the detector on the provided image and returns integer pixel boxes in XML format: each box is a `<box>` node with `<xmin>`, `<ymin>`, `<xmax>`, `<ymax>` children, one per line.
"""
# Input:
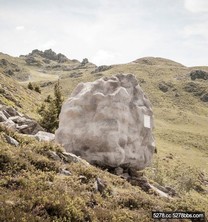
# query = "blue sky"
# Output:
<box><xmin>0</xmin><ymin>0</ymin><xmax>208</xmax><ymax>66</ymax></box>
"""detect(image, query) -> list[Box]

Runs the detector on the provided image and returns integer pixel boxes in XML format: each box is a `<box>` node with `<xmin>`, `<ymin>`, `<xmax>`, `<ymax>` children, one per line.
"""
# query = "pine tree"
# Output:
<box><xmin>54</xmin><ymin>80</ymin><xmax>63</xmax><ymax>115</ymax></box>
<box><xmin>38</xmin><ymin>80</ymin><xmax>63</xmax><ymax>133</ymax></box>
<box><xmin>39</xmin><ymin>101</ymin><xmax>58</xmax><ymax>133</ymax></box>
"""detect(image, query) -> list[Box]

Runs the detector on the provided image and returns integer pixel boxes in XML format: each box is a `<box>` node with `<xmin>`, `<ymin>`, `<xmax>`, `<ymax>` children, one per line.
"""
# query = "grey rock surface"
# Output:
<box><xmin>0</xmin><ymin>105</ymin><xmax>43</xmax><ymax>134</ymax></box>
<box><xmin>201</xmin><ymin>93</ymin><xmax>208</xmax><ymax>102</ymax></box>
<box><xmin>47</xmin><ymin>150</ymin><xmax>61</xmax><ymax>161</ymax></box>
<box><xmin>1</xmin><ymin>119</ymin><xmax>16</xmax><ymax>130</ymax></box>
<box><xmin>55</xmin><ymin>74</ymin><xmax>156</xmax><ymax>170</ymax></box>
<box><xmin>158</xmin><ymin>82</ymin><xmax>169</xmax><ymax>93</ymax></box>
<box><xmin>4</xmin><ymin>134</ymin><xmax>19</xmax><ymax>147</ymax></box>
<box><xmin>9</xmin><ymin>116</ymin><xmax>43</xmax><ymax>134</ymax></box>
<box><xmin>34</xmin><ymin>131</ymin><xmax>55</xmax><ymax>142</ymax></box>
<box><xmin>94</xmin><ymin>177</ymin><xmax>107</xmax><ymax>194</ymax></box>
<box><xmin>5</xmin><ymin>107</ymin><xmax>21</xmax><ymax>117</ymax></box>
<box><xmin>0</xmin><ymin>111</ymin><xmax>7</xmax><ymax>122</ymax></box>
<box><xmin>91</xmin><ymin>65</ymin><xmax>112</xmax><ymax>74</ymax></box>
<box><xmin>190</xmin><ymin>69</ymin><xmax>208</xmax><ymax>80</ymax></box>
<box><xmin>59</xmin><ymin>168</ymin><xmax>71</xmax><ymax>176</ymax></box>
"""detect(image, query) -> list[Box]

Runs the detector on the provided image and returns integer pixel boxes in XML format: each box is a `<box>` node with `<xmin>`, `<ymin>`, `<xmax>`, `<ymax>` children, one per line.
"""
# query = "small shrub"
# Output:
<box><xmin>44</xmin><ymin>95</ymin><xmax>52</xmax><ymax>103</ymax></box>
<box><xmin>34</xmin><ymin>86</ymin><xmax>41</xmax><ymax>93</ymax></box>
<box><xmin>27</xmin><ymin>82</ymin><xmax>33</xmax><ymax>90</ymax></box>
<box><xmin>30</xmin><ymin>157</ymin><xmax>59</xmax><ymax>172</ymax></box>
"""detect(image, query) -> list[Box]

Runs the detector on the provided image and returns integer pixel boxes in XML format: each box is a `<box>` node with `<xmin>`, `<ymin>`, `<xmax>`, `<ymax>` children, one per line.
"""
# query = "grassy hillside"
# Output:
<box><xmin>0</xmin><ymin>72</ymin><xmax>41</xmax><ymax>118</ymax></box>
<box><xmin>0</xmin><ymin>51</ymin><xmax>208</xmax><ymax>221</ymax></box>
<box><xmin>0</xmin><ymin>126</ymin><xmax>207</xmax><ymax>222</ymax></box>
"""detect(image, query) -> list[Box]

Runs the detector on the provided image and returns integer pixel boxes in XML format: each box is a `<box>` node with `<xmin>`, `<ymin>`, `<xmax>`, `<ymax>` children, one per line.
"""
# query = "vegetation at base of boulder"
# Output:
<box><xmin>38</xmin><ymin>81</ymin><xmax>63</xmax><ymax>133</ymax></box>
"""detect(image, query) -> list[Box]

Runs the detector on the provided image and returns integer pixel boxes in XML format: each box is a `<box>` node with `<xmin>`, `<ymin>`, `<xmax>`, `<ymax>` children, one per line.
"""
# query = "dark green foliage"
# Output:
<box><xmin>27</xmin><ymin>82</ymin><xmax>33</xmax><ymax>90</ymax></box>
<box><xmin>28</xmin><ymin>82</ymin><xmax>41</xmax><ymax>93</ymax></box>
<box><xmin>38</xmin><ymin>81</ymin><xmax>63</xmax><ymax>133</ymax></box>
<box><xmin>44</xmin><ymin>95</ymin><xmax>52</xmax><ymax>103</ymax></box>
<box><xmin>34</xmin><ymin>86</ymin><xmax>41</xmax><ymax>93</ymax></box>
<box><xmin>37</xmin><ymin>103</ymin><xmax>46</xmax><ymax>116</ymax></box>
<box><xmin>54</xmin><ymin>82</ymin><xmax>63</xmax><ymax>115</ymax></box>
<box><xmin>39</xmin><ymin>101</ymin><xmax>59</xmax><ymax>133</ymax></box>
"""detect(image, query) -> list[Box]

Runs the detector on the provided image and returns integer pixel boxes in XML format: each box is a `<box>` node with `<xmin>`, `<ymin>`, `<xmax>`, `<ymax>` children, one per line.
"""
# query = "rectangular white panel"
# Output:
<box><xmin>144</xmin><ymin>115</ymin><xmax>151</xmax><ymax>128</ymax></box>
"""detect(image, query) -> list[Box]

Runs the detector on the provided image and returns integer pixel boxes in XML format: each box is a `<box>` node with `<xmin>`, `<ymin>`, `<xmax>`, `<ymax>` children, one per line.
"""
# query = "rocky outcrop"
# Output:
<box><xmin>184</xmin><ymin>82</ymin><xmax>205</xmax><ymax>96</ymax></box>
<box><xmin>25</xmin><ymin>56</ymin><xmax>41</xmax><ymax>66</ymax></box>
<box><xmin>81</xmin><ymin>58</ymin><xmax>89</xmax><ymax>66</ymax></box>
<box><xmin>91</xmin><ymin>65</ymin><xmax>112</xmax><ymax>74</ymax></box>
<box><xmin>190</xmin><ymin>70</ymin><xmax>208</xmax><ymax>80</ymax></box>
<box><xmin>158</xmin><ymin>82</ymin><xmax>169</xmax><ymax>92</ymax></box>
<box><xmin>55</xmin><ymin>74</ymin><xmax>156</xmax><ymax>170</ymax></box>
<box><xmin>44</xmin><ymin>49</ymin><xmax>68</xmax><ymax>63</ymax></box>
<box><xmin>4</xmin><ymin>134</ymin><xmax>19</xmax><ymax>147</ymax></box>
<box><xmin>201</xmin><ymin>93</ymin><xmax>208</xmax><ymax>102</ymax></box>
<box><xmin>184</xmin><ymin>82</ymin><xmax>208</xmax><ymax>102</ymax></box>
<box><xmin>0</xmin><ymin>59</ymin><xmax>18</xmax><ymax>70</ymax></box>
<box><xmin>69</xmin><ymin>72</ymin><xmax>82</xmax><ymax>78</ymax></box>
<box><xmin>0</xmin><ymin>59</ymin><xmax>29</xmax><ymax>81</ymax></box>
<box><xmin>26</xmin><ymin>49</ymin><xmax>68</xmax><ymax>63</ymax></box>
<box><xmin>0</xmin><ymin>105</ymin><xmax>43</xmax><ymax>134</ymax></box>
<box><xmin>158</xmin><ymin>82</ymin><xmax>175</xmax><ymax>93</ymax></box>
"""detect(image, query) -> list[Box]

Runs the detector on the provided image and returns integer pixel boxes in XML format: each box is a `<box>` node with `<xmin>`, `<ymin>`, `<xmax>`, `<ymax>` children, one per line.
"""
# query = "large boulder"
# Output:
<box><xmin>55</xmin><ymin>74</ymin><xmax>156</xmax><ymax>170</ymax></box>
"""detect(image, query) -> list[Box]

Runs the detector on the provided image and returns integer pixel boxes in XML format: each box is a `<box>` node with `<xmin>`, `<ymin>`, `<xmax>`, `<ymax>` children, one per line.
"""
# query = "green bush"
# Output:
<box><xmin>27</xmin><ymin>82</ymin><xmax>33</xmax><ymax>90</ymax></box>
<box><xmin>38</xmin><ymin>81</ymin><xmax>63</xmax><ymax>133</ymax></box>
<box><xmin>34</xmin><ymin>86</ymin><xmax>41</xmax><ymax>93</ymax></box>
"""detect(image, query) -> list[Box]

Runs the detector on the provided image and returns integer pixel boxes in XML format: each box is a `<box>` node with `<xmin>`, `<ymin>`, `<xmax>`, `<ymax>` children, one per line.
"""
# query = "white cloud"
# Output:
<box><xmin>184</xmin><ymin>0</ymin><xmax>208</xmax><ymax>13</ymax></box>
<box><xmin>39</xmin><ymin>40</ymin><xmax>57</xmax><ymax>50</ymax></box>
<box><xmin>91</xmin><ymin>50</ymin><xmax>121</xmax><ymax>66</ymax></box>
<box><xmin>15</xmin><ymin>25</ymin><xmax>24</xmax><ymax>30</ymax></box>
<box><xmin>0</xmin><ymin>0</ymin><xmax>208</xmax><ymax>66</ymax></box>
<box><xmin>184</xmin><ymin>23</ymin><xmax>208</xmax><ymax>39</ymax></box>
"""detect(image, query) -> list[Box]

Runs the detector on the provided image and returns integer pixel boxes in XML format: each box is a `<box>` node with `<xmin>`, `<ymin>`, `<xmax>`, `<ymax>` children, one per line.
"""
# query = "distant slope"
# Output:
<box><xmin>0</xmin><ymin>49</ymin><xmax>96</xmax><ymax>84</ymax></box>
<box><xmin>132</xmin><ymin>56</ymin><xmax>186</xmax><ymax>67</ymax></box>
<box><xmin>0</xmin><ymin>72</ymin><xmax>41</xmax><ymax>117</ymax></box>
